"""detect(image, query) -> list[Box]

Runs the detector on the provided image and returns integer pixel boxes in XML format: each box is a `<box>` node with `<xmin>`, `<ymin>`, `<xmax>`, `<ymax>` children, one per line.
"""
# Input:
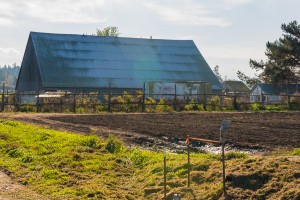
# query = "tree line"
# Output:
<box><xmin>0</xmin><ymin>64</ymin><xmax>20</xmax><ymax>91</ymax></box>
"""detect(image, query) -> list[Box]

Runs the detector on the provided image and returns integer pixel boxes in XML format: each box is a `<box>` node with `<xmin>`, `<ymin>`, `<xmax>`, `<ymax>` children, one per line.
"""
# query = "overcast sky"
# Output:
<box><xmin>0</xmin><ymin>0</ymin><xmax>299</xmax><ymax>80</ymax></box>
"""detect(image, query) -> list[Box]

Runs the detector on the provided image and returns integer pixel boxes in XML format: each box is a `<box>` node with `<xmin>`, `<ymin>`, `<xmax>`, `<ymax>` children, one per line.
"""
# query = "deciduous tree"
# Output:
<box><xmin>213</xmin><ymin>65</ymin><xmax>223</xmax><ymax>82</ymax></box>
<box><xmin>96</xmin><ymin>26</ymin><xmax>120</xmax><ymax>37</ymax></box>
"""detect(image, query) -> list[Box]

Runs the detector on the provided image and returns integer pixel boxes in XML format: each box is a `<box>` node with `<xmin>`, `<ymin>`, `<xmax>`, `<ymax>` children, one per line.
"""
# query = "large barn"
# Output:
<box><xmin>16</xmin><ymin>32</ymin><xmax>222</xmax><ymax>94</ymax></box>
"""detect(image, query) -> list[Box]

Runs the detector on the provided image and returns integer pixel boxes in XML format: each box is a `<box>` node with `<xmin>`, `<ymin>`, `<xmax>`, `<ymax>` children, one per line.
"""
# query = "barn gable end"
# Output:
<box><xmin>16</xmin><ymin>35</ymin><xmax>43</xmax><ymax>93</ymax></box>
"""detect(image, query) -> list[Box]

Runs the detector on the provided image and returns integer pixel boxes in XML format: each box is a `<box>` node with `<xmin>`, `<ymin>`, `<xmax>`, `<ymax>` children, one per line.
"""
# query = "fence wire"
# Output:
<box><xmin>1</xmin><ymin>91</ymin><xmax>300</xmax><ymax>113</ymax></box>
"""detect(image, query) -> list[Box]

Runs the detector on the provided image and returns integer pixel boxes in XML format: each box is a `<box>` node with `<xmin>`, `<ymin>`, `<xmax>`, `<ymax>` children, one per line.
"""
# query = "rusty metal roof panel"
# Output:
<box><xmin>29</xmin><ymin>32</ymin><xmax>221</xmax><ymax>90</ymax></box>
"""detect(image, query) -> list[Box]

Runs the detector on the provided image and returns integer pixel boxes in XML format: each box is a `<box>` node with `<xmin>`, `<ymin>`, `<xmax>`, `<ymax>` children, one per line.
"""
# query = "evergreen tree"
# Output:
<box><xmin>0</xmin><ymin>64</ymin><xmax>20</xmax><ymax>89</ymax></box>
<box><xmin>249</xmin><ymin>21</ymin><xmax>300</xmax><ymax>84</ymax></box>
<box><xmin>236</xmin><ymin>70</ymin><xmax>258</xmax><ymax>88</ymax></box>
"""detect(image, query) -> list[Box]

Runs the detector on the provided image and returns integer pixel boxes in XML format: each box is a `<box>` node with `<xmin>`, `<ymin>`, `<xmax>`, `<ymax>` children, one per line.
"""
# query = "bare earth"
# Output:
<box><xmin>0</xmin><ymin>172</ymin><xmax>43</xmax><ymax>200</ymax></box>
<box><xmin>0</xmin><ymin>112</ymin><xmax>300</xmax><ymax>199</ymax></box>
<box><xmin>1</xmin><ymin>112</ymin><xmax>300</xmax><ymax>151</ymax></box>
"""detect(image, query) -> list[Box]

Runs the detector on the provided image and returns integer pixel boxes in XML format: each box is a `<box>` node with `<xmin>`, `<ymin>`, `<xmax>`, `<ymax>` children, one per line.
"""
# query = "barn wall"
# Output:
<box><xmin>16</xmin><ymin>36</ymin><xmax>43</xmax><ymax>93</ymax></box>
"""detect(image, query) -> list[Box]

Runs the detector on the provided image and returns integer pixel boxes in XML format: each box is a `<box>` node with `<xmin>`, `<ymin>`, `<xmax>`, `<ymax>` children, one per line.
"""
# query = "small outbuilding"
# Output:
<box><xmin>250</xmin><ymin>83</ymin><xmax>300</xmax><ymax>102</ymax></box>
<box><xmin>222</xmin><ymin>80</ymin><xmax>250</xmax><ymax>96</ymax></box>
<box><xmin>16</xmin><ymin>32</ymin><xmax>222</xmax><ymax>95</ymax></box>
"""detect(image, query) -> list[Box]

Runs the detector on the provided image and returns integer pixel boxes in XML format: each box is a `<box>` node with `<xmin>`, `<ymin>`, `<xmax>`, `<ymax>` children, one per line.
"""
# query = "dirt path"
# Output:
<box><xmin>0</xmin><ymin>172</ymin><xmax>43</xmax><ymax>200</ymax></box>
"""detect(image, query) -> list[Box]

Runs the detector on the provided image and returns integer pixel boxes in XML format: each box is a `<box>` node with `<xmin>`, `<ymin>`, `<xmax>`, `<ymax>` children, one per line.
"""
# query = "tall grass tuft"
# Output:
<box><xmin>105</xmin><ymin>135</ymin><xmax>125</xmax><ymax>153</ymax></box>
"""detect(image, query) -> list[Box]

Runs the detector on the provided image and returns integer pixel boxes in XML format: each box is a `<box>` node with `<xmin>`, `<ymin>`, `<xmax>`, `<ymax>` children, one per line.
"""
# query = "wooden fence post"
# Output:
<box><xmin>203</xmin><ymin>92</ymin><xmax>207</xmax><ymax>111</ymax></box>
<box><xmin>73</xmin><ymin>91</ymin><xmax>76</xmax><ymax>113</ymax></box>
<box><xmin>36</xmin><ymin>90</ymin><xmax>40</xmax><ymax>113</ymax></box>
<box><xmin>187</xmin><ymin>142</ymin><xmax>190</xmax><ymax>188</ymax></box>
<box><xmin>60</xmin><ymin>96</ymin><xmax>63</xmax><ymax>113</ymax></box>
<box><xmin>233</xmin><ymin>95</ymin><xmax>238</xmax><ymax>110</ymax></box>
<box><xmin>142</xmin><ymin>83</ymin><xmax>145</xmax><ymax>112</ymax></box>
<box><xmin>221</xmin><ymin>141</ymin><xmax>226</xmax><ymax>195</ymax></box>
<box><xmin>108</xmin><ymin>86</ymin><xmax>111</xmax><ymax>112</ymax></box>
<box><xmin>1</xmin><ymin>83</ymin><xmax>5</xmax><ymax>112</ymax></box>
<box><xmin>173</xmin><ymin>84</ymin><xmax>177</xmax><ymax>111</ymax></box>
<box><xmin>163</xmin><ymin>149</ymin><xmax>167</xmax><ymax>200</ymax></box>
<box><xmin>220</xmin><ymin>120</ymin><xmax>231</xmax><ymax>196</ymax></box>
<box><xmin>185</xmin><ymin>135</ymin><xmax>191</xmax><ymax>188</ymax></box>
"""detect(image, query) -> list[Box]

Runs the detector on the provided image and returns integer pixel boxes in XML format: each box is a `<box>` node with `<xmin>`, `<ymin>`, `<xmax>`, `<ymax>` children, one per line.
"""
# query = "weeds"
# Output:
<box><xmin>105</xmin><ymin>135</ymin><xmax>125</xmax><ymax>153</ymax></box>
<box><xmin>292</xmin><ymin>148</ymin><xmax>300</xmax><ymax>156</ymax></box>
<box><xmin>0</xmin><ymin>120</ymin><xmax>298</xmax><ymax>199</ymax></box>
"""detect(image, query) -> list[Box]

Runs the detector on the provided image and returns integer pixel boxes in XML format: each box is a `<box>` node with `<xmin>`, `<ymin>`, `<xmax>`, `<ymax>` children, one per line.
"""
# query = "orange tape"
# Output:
<box><xmin>186</xmin><ymin>136</ymin><xmax>220</xmax><ymax>144</ymax></box>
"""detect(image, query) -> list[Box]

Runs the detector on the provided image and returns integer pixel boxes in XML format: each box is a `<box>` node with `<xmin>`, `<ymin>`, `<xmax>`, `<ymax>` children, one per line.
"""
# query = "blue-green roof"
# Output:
<box><xmin>252</xmin><ymin>83</ymin><xmax>300</xmax><ymax>94</ymax></box>
<box><xmin>17</xmin><ymin>32</ymin><xmax>222</xmax><ymax>92</ymax></box>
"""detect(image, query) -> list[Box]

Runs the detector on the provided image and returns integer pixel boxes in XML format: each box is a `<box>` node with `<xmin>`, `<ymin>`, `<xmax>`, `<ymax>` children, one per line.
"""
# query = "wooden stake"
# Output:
<box><xmin>163</xmin><ymin>149</ymin><xmax>167</xmax><ymax>200</ymax></box>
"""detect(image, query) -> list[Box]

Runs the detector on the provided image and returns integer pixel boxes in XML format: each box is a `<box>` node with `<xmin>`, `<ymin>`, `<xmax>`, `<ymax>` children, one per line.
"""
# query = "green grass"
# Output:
<box><xmin>0</xmin><ymin>120</ymin><xmax>299</xmax><ymax>199</ymax></box>
<box><xmin>292</xmin><ymin>148</ymin><xmax>300</xmax><ymax>156</ymax></box>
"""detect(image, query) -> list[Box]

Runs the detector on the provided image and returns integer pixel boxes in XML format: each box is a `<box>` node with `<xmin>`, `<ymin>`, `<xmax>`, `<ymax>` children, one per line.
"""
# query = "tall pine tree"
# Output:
<box><xmin>249</xmin><ymin>21</ymin><xmax>300</xmax><ymax>84</ymax></box>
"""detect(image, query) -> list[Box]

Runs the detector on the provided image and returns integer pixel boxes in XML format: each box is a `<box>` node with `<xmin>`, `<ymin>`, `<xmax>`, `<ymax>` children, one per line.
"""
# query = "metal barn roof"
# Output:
<box><xmin>17</xmin><ymin>32</ymin><xmax>222</xmax><ymax>92</ymax></box>
<box><xmin>251</xmin><ymin>83</ymin><xmax>300</xmax><ymax>95</ymax></box>
<box><xmin>223</xmin><ymin>81</ymin><xmax>250</xmax><ymax>93</ymax></box>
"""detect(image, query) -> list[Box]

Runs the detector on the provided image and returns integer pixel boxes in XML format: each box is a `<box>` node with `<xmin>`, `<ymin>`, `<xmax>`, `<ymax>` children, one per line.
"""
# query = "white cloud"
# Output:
<box><xmin>142</xmin><ymin>1</ymin><xmax>230</xmax><ymax>27</ymax></box>
<box><xmin>0</xmin><ymin>47</ymin><xmax>22</xmax><ymax>65</ymax></box>
<box><xmin>178</xmin><ymin>35</ymin><xmax>198</xmax><ymax>40</ymax></box>
<box><xmin>0</xmin><ymin>0</ymin><xmax>254</xmax><ymax>26</ymax></box>
<box><xmin>23</xmin><ymin>0</ymin><xmax>107</xmax><ymax>23</ymax></box>
<box><xmin>0</xmin><ymin>0</ymin><xmax>107</xmax><ymax>25</ymax></box>
<box><xmin>202</xmin><ymin>43</ymin><xmax>265</xmax><ymax>60</ymax></box>
<box><xmin>0</xmin><ymin>47</ymin><xmax>20</xmax><ymax>55</ymax></box>
<box><xmin>0</xmin><ymin>17</ymin><xmax>13</xmax><ymax>26</ymax></box>
<box><xmin>0</xmin><ymin>1</ymin><xmax>16</xmax><ymax>26</ymax></box>
<box><xmin>219</xmin><ymin>0</ymin><xmax>253</xmax><ymax>6</ymax></box>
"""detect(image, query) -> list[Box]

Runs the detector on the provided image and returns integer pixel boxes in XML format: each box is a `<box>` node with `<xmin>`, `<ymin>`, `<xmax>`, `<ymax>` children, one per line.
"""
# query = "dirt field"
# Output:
<box><xmin>0</xmin><ymin>112</ymin><xmax>299</xmax><ymax>199</ymax></box>
<box><xmin>2</xmin><ymin>112</ymin><xmax>300</xmax><ymax>152</ymax></box>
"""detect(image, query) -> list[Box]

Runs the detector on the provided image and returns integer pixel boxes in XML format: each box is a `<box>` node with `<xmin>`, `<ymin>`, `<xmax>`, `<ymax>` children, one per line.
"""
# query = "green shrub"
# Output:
<box><xmin>225</xmin><ymin>151</ymin><xmax>248</xmax><ymax>160</ymax></box>
<box><xmin>80</xmin><ymin>137</ymin><xmax>99</xmax><ymax>148</ymax></box>
<box><xmin>213</xmin><ymin>151</ymin><xmax>247</xmax><ymax>160</ymax></box>
<box><xmin>221</xmin><ymin>97</ymin><xmax>234</xmax><ymax>110</ymax></box>
<box><xmin>238</xmin><ymin>102</ymin><xmax>251</xmax><ymax>111</ymax></box>
<box><xmin>109</xmin><ymin>92</ymin><xmax>138</xmax><ymax>112</ymax></box>
<box><xmin>289</xmin><ymin>96</ymin><xmax>300</xmax><ymax>110</ymax></box>
<box><xmin>105</xmin><ymin>135</ymin><xmax>125</xmax><ymax>153</ymax></box>
<box><xmin>265</xmin><ymin>105</ymin><xmax>283</xmax><ymax>111</ymax></box>
<box><xmin>42</xmin><ymin>169</ymin><xmax>60</xmax><ymax>180</ymax></box>
<box><xmin>250</xmin><ymin>103</ymin><xmax>263</xmax><ymax>111</ymax></box>
<box><xmin>184</xmin><ymin>99</ymin><xmax>202</xmax><ymax>111</ymax></box>
<box><xmin>130</xmin><ymin>147</ymin><xmax>150</xmax><ymax>167</ymax></box>
<box><xmin>63</xmin><ymin>108</ymin><xmax>72</xmax><ymax>113</ymax></box>
<box><xmin>145</xmin><ymin>97</ymin><xmax>157</xmax><ymax>112</ymax></box>
<box><xmin>155</xmin><ymin>98</ymin><xmax>173</xmax><ymax>112</ymax></box>
<box><xmin>18</xmin><ymin>105</ymin><xmax>36</xmax><ymax>112</ymax></box>
<box><xmin>123</xmin><ymin>91</ymin><xmax>136</xmax><ymax>112</ymax></box>
<box><xmin>292</xmin><ymin>148</ymin><xmax>300</xmax><ymax>156</ymax></box>
<box><xmin>95</xmin><ymin>103</ymin><xmax>107</xmax><ymax>112</ymax></box>
<box><xmin>22</xmin><ymin>155</ymin><xmax>34</xmax><ymax>163</ymax></box>
<box><xmin>7</xmin><ymin>148</ymin><xmax>23</xmax><ymax>158</ymax></box>
<box><xmin>76</xmin><ymin>107</ymin><xmax>86</xmax><ymax>114</ymax></box>
<box><xmin>210</xmin><ymin>96</ymin><xmax>220</xmax><ymax>111</ymax></box>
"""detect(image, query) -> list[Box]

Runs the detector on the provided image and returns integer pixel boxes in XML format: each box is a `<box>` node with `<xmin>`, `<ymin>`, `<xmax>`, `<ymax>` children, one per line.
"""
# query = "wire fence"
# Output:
<box><xmin>1</xmin><ymin>90</ymin><xmax>300</xmax><ymax>113</ymax></box>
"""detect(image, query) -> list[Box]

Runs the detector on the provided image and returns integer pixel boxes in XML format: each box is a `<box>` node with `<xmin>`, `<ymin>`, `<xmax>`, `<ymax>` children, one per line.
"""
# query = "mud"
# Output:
<box><xmin>2</xmin><ymin>112</ymin><xmax>299</xmax><ymax>153</ymax></box>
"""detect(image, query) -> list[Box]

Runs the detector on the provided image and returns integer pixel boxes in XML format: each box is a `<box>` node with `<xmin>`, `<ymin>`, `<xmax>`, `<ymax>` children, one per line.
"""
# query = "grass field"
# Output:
<box><xmin>0</xmin><ymin>119</ymin><xmax>299</xmax><ymax>199</ymax></box>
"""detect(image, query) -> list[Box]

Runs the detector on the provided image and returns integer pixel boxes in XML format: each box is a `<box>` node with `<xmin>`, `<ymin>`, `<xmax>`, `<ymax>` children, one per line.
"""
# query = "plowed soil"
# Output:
<box><xmin>2</xmin><ymin>112</ymin><xmax>300</xmax><ymax>151</ymax></box>
<box><xmin>0</xmin><ymin>112</ymin><xmax>299</xmax><ymax>199</ymax></box>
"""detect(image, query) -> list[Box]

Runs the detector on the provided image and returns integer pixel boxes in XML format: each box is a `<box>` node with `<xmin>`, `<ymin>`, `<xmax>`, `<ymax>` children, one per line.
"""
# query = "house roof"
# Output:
<box><xmin>19</xmin><ymin>32</ymin><xmax>222</xmax><ymax>90</ymax></box>
<box><xmin>222</xmin><ymin>81</ymin><xmax>250</xmax><ymax>93</ymax></box>
<box><xmin>251</xmin><ymin>83</ymin><xmax>300</xmax><ymax>94</ymax></box>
